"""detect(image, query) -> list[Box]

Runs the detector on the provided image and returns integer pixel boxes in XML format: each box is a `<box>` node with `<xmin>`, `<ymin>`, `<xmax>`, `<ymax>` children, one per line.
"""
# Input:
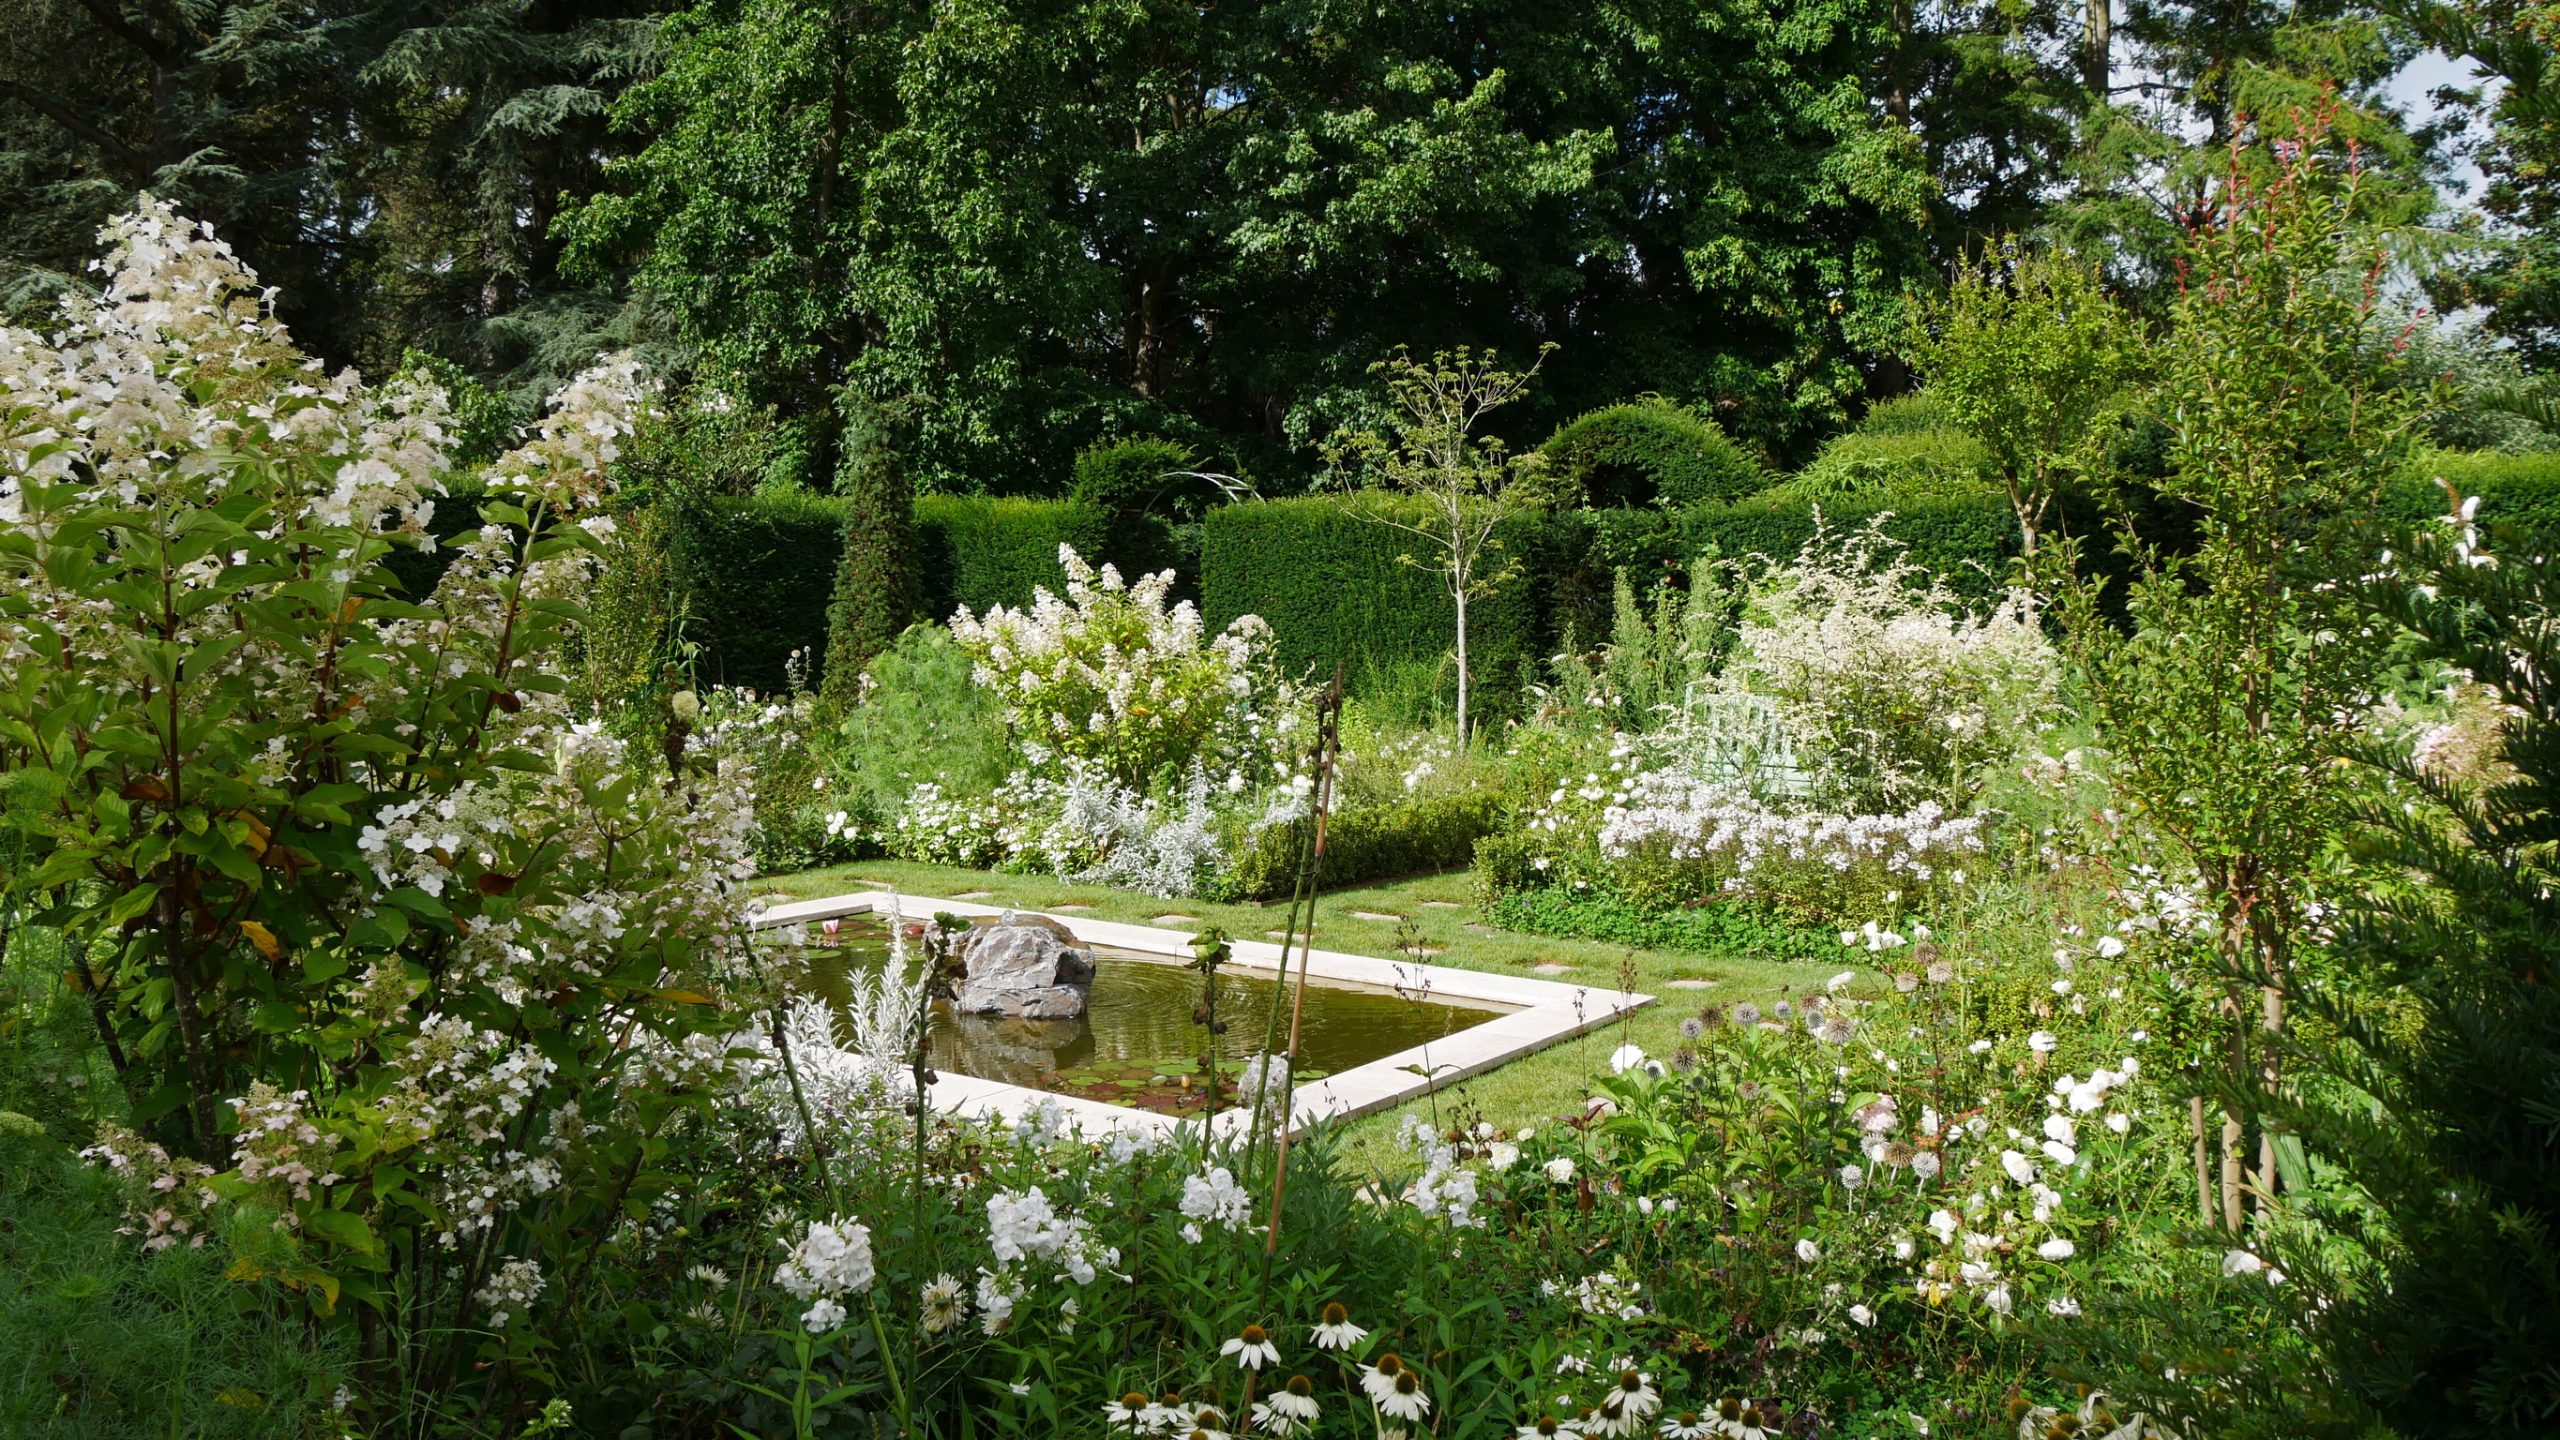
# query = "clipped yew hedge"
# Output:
<box><xmin>1200</xmin><ymin>496</ymin><xmax>1558</xmax><ymax>719</ymax></box>
<box><xmin>665</xmin><ymin>493</ymin><xmax>1156</xmax><ymax>694</ymax></box>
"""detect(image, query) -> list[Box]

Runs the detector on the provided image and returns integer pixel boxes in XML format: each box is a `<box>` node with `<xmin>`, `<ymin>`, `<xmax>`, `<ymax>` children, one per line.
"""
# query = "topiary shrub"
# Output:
<box><xmin>1542</xmin><ymin>399</ymin><xmax>1770</xmax><ymax>508</ymax></box>
<box><xmin>1071</xmin><ymin>436</ymin><xmax>1202</xmax><ymax>516</ymax></box>
<box><xmin>1853</xmin><ymin>391</ymin><xmax>1957</xmax><ymax>436</ymax></box>
<box><xmin>821</xmin><ymin>400</ymin><xmax>923</xmax><ymax>708</ymax></box>
<box><xmin>1773</xmin><ymin>426</ymin><xmax>1993</xmax><ymax>506</ymax></box>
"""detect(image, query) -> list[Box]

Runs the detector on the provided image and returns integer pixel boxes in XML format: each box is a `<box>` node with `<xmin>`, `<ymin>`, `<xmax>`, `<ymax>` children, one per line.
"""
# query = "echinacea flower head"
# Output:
<box><xmin>1660</xmin><ymin>1414</ymin><xmax>1714</xmax><ymax>1439</ymax></box>
<box><xmin>1222</xmin><ymin>1322</ymin><xmax>1281</xmax><ymax>1370</ymax></box>
<box><xmin>1360</xmin><ymin>1353</ymin><xmax>1405</xmax><ymax>1405</ymax></box>
<box><xmin>1264</xmin><ymin>1375</ymin><xmax>1320</xmax><ymax>1424</ymax></box>
<box><xmin>1311</xmin><ymin>1301</ymin><xmax>1368</xmax><ymax>1351</ymax></box>
<box><xmin>1735</xmin><ymin>1403</ymin><xmax>1773</xmax><ymax>1440</ymax></box>
<box><xmin>1378</xmin><ymin>1367</ymin><xmax>1432</xmax><ymax>1422</ymax></box>
<box><xmin>1517</xmin><ymin>1416</ymin><xmax>1577</xmax><ymax>1438</ymax></box>
<box><xmin>1104</xmin><ymin>1392</ymin><xmax>1150</xmax><ymax>1429</ymax></box>
<box><xmin>1613</xmin><ymin>1369</ymin><xmax>1660</xmax><ymax>1419</ymax></box>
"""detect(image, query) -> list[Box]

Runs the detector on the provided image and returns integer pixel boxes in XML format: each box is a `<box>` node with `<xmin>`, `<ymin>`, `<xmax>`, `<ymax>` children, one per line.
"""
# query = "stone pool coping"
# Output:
<box><xmin>755</xmin><ymin>889</ymin><xmax>1653</xmax><ymax>1139</ymax></box>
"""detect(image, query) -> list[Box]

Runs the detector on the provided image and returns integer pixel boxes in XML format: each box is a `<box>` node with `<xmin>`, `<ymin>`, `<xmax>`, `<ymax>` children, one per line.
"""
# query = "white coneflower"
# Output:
<box><xmin>1732</xmin><ymin>1402</ymin><xmax>1775</xmax><ymax>1440</ymax></box>
<box><xmin>1187</xmin><ymin>1404</ymin><xmax>1229</xmax><ymax>1432</ymax></box>
<box><xmin>920</xmin><ymin>1273</ymin><xmax>965</xmax><ymax>1334</ymax></box>
<box><xmin>1377</xmin><ymin>1366</ymin><xmax>1432</xmax><ymax>1423</ymax></box>
<box><xmin>1360</xmin><ymin>1353</ymin><xmax>1407</xmax><ymax>1405</ymax></box>
<box><xmin>1139</xmin><ymin>1392</ymin><xmax>1189</xmax><ymax>1430</ymax></box>
<box><xmin>1103</xmin><ymin>1391</ymin><xmax>1150</xmax><ymax>1429</ymax></box>
<box><xmin>1610</xmin><ymin>1369</ymin><xmax>1660</xmax><ymax>1422</ymax></box>
<box><xmin>1311</xmin><ymin>1301</ymin><xmax>1368</xmax><ymax>1350</ymax></box>
<box><xmin>1661</xmin><ymin>1413</ymin><xmax>1715</xmax><ymax>1439</ymax></box>
<box><xmin>1222</xmin><ymin>1322</ymin><xmax>1281</xmax><ymax>1370</ymax></box>
<box><xmin>1254</xmin><ymin>1374</ymin><xmax>1320</xmax><ymax>1433</ymax></box>
<box><xmin>1516</xmin><ymin>1414</ymin><xmax>1577</xmax><ymax>1438</ymax></box>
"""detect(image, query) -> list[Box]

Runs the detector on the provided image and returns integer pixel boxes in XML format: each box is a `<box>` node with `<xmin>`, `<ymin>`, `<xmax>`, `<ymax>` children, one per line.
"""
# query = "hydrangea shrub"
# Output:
<box><xmin>0</xmin><ymin>202</ymin><xmax>762</xmax><ymax>1365</ymax></box>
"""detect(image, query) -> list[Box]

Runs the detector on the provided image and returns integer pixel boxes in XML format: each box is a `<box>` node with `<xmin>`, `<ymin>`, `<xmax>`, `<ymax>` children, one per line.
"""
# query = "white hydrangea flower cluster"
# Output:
<box><xmin>476</xmin><ymin>1258</ymin><xmax>547</xmax><ymax>1329</ymax></box>
<box><xmin>950</xmin><ymin>544</ymin><xmax>1304</xmax><ymax>789</ymax></box>
<box><xmin>76</xmin><ymin>1125</ymin><xmax>218</xmax><ymax>1252</ymax></box>
<box><xmin>229</xmin><ymin>1084</ymin><xmax>344</xmax><ymax>1206</ymax></box>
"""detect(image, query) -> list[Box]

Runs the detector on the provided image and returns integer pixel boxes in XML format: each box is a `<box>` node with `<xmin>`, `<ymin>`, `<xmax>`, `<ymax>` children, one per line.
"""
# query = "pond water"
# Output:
<box><xmin>773</xmin><ymin>916</ymin><xmax>1503</xmax><ymax>1112</ymax></box>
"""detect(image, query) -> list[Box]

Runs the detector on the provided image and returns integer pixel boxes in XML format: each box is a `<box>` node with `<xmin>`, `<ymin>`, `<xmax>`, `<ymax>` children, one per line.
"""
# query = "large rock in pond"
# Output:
<box><xmin>951</xmin><ymin>914</ymin><xmax>1096</xmax><ymax>1020</ymax></box>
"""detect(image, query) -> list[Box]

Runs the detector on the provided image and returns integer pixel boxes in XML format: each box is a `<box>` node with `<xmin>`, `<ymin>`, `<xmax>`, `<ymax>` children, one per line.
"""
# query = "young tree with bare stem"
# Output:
<box><xmin>1329</xmin><ymin>343</ymin><xmax>1560</xmax><ymax>745</ymax></box>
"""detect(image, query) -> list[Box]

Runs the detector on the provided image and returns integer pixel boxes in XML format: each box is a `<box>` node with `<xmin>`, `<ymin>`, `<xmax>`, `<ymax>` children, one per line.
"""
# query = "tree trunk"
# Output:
<box><xmin>2190</xmin><ymin>1095</ymin><xmax>2215</xmax><ymax>1225</ymax></box>
<box><xmin>2255</xmin><ymin>980</ymin><xmax>2284</xmax><ymax>1219</ymax></box>
<box><xmin>159</xmin><ymin>885</ymin><xmax>221</xmax><ymax>1153</ymax></box>
<box><xmin>1452</xmin><ymin>581</ymin><xmax>1471</xmax><ymax>747</ymax></box>
<box><xmin>2083</xmin><ymin>0</ymin><xmax>2110</xmax><ymax>97</ymax></box>
<box><xmin>2219</xmin><ymin>1107</ymin><xmax>2245</xmax><ymax>1231</ymax></box>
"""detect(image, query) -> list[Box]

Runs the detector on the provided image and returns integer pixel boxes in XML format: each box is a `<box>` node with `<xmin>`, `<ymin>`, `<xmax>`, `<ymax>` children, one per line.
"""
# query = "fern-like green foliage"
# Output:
<box><xmin>2269</xmin><ymin>528</ymin><xmax>2560</xmax><ymax>1436</ymax></box>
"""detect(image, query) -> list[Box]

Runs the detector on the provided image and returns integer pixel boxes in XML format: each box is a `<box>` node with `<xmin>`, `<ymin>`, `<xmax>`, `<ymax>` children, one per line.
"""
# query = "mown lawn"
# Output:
<box><xmin>759</xmin><ymin>859</ymin><xmax>1868</xmax><ymax>1176</ymax></box>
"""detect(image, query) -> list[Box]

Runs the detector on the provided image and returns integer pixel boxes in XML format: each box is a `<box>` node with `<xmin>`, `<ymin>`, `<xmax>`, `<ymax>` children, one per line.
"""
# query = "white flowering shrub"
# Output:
<box><xmin>691</xmin><ymin>676</ymin><xmax>860</xmax><ymax>872</ymax></box>
<box><xmin>1722</xmin><ymin>519</ymin><xmax>2059</xmax><ymax>811</ymax></box>
<box><xmin>1488</xmin><ymin>728</ymin><xmax>1985</xmax><ymax>923</ymax></box>
<box><xmin>3</xmin><ymin>202</ymin><xmax>764</xmax><ymax>1370</ymax></box>
<box><xmin>950</xmin><ymin>545</ymin><xmax>1306</xmax><ymax>790</ymax></box>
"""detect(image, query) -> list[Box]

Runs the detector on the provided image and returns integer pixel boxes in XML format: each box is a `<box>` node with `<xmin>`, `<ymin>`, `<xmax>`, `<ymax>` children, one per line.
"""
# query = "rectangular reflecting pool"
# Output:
<box><xmin>772</xmin><ymin>915</ymin><xmax>1505</xmax><ymax>1114</ymax></box>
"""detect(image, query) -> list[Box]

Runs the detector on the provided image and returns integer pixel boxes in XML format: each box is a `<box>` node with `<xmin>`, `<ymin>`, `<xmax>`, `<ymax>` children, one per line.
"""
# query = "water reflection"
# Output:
<box><xmin>778</xmin><ymin>917</ymin><xmax>1501</xmax><ymax>1090</ymax></box>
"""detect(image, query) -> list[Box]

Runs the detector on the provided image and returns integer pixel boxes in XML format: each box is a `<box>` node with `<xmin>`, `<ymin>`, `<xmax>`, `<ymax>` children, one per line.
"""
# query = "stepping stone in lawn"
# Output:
<box><xmin>1463</xmin><ymin>923</ymin><xmax>1496</xmax><ymax>934</ymax></box>
<box><xmin>1151</xmin><ymin>914</ymin><xmax>1199</xmax><ymax>927</ymax></box>
<box><xmin>953</xmin><ymin>890</ymin><xmax>995</xmax><ymax>901</ymax></box>
<box><xmin>1265</xmin><ymin>930</ymin><xmax>1293</xmax><ymax>940</ymax></box>
<box><xmin>854</xmin><ymin>878</ymin><xmax>898</xmax><ymax>889</ymax></box>
<box><xmin>1530</xmin><ymin>962</ymin><xmax>1577</xmax><ymax>976</ymax></box>
<box><xmin>1049</xmin><ymin>902</ymin><xmax>1096</xmax><ymax>912</ymax></box>
<box><xmin>1665</xmin><ymin>979</ymin><xmax>1720</xmax><ymax>990</ymax></box>
<box><xmin>1348</xmin><ymin>910</ymin><xmax>1404</xmax><ymax>923</ymax></box>
<box><xmin>1420</xmin><ymin>900</ymin><xmax>1465</xmax><ymax>909</ymax></box>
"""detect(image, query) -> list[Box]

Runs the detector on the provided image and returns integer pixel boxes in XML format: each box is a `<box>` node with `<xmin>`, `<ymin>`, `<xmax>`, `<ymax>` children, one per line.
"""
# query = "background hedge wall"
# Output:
<box><xmin>2383</xmin><ymin>449</ymin><xmax>2560</xmax><ymax>540</ymax></box>
<box><xmin>419</xmin><ymin>444</ymin><xmax>2560</xmax><ymax>710</ymax></box>
<box><xmin>664</xmin><ymin>493</ymin><xmax>1161</xmax><ymax>694</ymax></box>
<box><xmin>1201</xmin><ymin>497</ymin><xmax>1556</xmax><ymax>719</ymax></box>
